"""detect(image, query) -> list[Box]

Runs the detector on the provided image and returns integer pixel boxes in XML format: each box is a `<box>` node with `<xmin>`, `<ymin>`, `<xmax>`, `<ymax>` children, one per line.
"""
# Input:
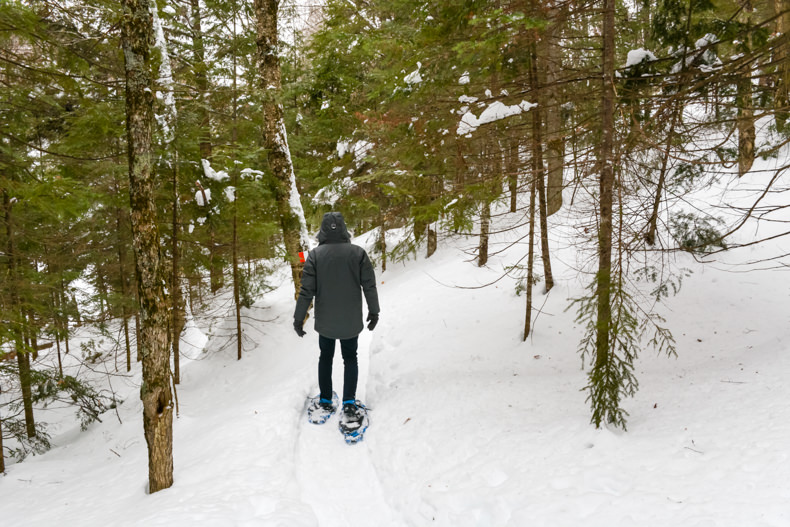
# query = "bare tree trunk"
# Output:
<box><xmin>593</xmin><ymin>0</ymin><xmax>617</xmax><ymax>429</ymax></box>
<box><xmin>530</xmin><ymin>44</ymin><xmax>554</xmax><ymax>292</ymax></box>
<box><xmin>541</xmin><ymin>4</ymin><xmax>566</xmax><ymax>216</ymax></box>
<box><xmin>115</xmin><ymin>177</ymin><xmax>135</xmax><ymax>372</ymax></box>
<box><xmin>189</xmin><ymin>0</ymin><xmax>222</xmax><ymax>293</ymax></box>
<box><xmin>3</xmin><ymin>190</ymin><xmax>35</xmax><ymax>438</ymax></box>
<box><xmin>737</xmin><ymin>75</ymin><xmax>755</xmax><ymax>176</ymax></box>
<box><xmin>427</xmin><ymin>224</ymin><xmax>437</xmax><ymax>258</ymax></box>
<box><xmin>523</xmin><ymin>175</ymin><xmax>536</xmax><ymax>341</ymax></box>
<box><xmin>190</xmin><ymin>0</ymin><xmax>212</xmax><ymax>163</ymax></box>
<box><xmin>506</xmin><ymin>132</ymin><xmax>519</xmax><ymax>213</ymax></box>
<box><xmin>231</xmin><ymin>10</ymin><xmax>243</xmax><ymax>361</ymax></box>
<box><xmin>0</xmin><ymin>383</ymin><xmax>5</xmax><ymax>473</ymax></box>
<box><xmin>121</xmin><ymin>0</ymin><xmax>174</xmax><ymax>493</ymax></box>
<box><xmin>171</xmin><ymin>153</ymin><xmax>185</xmax><ymax>381</ymax></box>
<box><xmin>646</xmin><ymin>107</ymin><xmax>681</xmax><ymax>245</ymax></box>
<box><xmin>478</xmin><ymin>199</ymin><xmax>490</xmax><ymax>267</ymax></box>
<box><xmin>774</xmin><ymin>0</ymin><xmax>790</xmax><ymax>129</ymax></box>
<box><xmin>16</xmin><ymin>348</ymin><xmax>35</xmax><ymax>438</ymax></box>
<box><xmin>254</xmin><ymin>0</ymin><xmax>310</xmax><ymax>298</ymax></box>
<box><xmin>376</xmin><ymin>218</ymin><xmax>387</xmax><ymax>272</ymax></box>
<box><xmin>737</xmin><ymin>5</ymin><xmax>756</xmax><ymax>176</ymax></box>
<box><xmin>54</xmin><ymin>308</ymin><xmax>63</xmax><ymax>377</ymax></box>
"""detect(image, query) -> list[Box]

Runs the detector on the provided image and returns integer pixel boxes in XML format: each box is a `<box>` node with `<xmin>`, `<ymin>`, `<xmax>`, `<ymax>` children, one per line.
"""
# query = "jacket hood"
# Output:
<box><xmin>317</xmin><ymin>211</ymin><xmax>351</xmax><ymax>244</ymax></box>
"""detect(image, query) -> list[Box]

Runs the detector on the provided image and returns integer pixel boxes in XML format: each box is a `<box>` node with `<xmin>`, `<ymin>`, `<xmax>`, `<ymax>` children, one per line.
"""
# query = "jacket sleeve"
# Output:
<box><xmin>294</xmin><ymin>250</ymin><xmax>316</xmax><ymax>322</ymax></box>
<box><xmin>359</xmin><ymin>250</ymin><xmax>380</xmax><ymax>315</ymax></box>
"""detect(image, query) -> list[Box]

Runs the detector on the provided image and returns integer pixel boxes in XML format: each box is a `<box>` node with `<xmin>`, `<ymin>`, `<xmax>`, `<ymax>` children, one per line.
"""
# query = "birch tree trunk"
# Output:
<box><xmin>121</xmin><ymin>0</ymin><xmax>174</xmax><ymax>493</ymax></box>
<box><xmin>254</xmin><ymin>0</ymin><xmax>310</xmax><ymax>298</ymax></box>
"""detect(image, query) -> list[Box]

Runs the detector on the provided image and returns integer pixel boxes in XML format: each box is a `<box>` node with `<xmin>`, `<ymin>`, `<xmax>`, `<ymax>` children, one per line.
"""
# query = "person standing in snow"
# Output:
<box><xmin>293</xmin><ymin>211</ymin><xmax>380</xmax><ymax>429</ymax></box>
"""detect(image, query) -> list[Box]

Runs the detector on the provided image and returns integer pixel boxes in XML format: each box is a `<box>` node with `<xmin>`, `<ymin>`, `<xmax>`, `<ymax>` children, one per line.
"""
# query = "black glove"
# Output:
<box><xmin>366</xmin><ymin>312</ymin><xmax>379</xmax><ymax>331</ymax></box>
<box><xmin>293</xmin><ymin>319</ymin><xmax>306</xmax><ymax>337</ymax></box>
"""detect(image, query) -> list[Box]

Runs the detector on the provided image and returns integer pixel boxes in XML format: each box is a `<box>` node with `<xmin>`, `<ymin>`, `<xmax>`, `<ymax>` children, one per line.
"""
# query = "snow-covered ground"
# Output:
<box><xmin>3</xmin><ymin>174</ymin><xmax>790</xmax><ymax>526</ymax></box>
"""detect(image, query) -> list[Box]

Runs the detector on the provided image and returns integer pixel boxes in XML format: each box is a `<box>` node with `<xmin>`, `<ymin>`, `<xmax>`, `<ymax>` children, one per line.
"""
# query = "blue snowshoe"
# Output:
<box><xmin>307</xmin><ymin>392</ymin><xmax>339</xmax><ymax>425</ymax></box>
<box><xmin>338</xmin><ymin>401</ymin><xmax>369</xmax><ymax>444</ymax></box>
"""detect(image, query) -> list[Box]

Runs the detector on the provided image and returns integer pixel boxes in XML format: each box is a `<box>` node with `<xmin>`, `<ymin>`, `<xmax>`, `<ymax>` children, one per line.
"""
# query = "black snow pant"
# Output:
<box><xmin>318</xmin><ymin>334</ymin><xmax>358</xmax><ymax>403</ymax></box>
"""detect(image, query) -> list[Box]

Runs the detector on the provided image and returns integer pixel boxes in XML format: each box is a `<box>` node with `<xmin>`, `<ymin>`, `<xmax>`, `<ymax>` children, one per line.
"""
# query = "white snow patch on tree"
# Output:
<box><xmin>151</xmin><ymin>2</ymin><xmax>176</xmax><ymax>144</ymax></box>
<box><xmin>195</xmin><ymin>188</ymin><xmax>211</xmax><ymax>206</ymax></box>
<box><xmin>337</xmin><ymin>139</ymin><xmax>374</xmax><ymax>166</ymax></box>
<box><xmin>459</xmin><ymin>71</ymin><xmax>470</xmax><ymax>85</ymax></box>
<box><xmin>625</xmin><ymin>48</ymin><xmax>658</xmax><ymax>67</ymax></box>
<box><xmin>337</xmin><ymin>140</ymin><xmax>351</xmax><ymax>158</ymax></box>
<box><xmin>405</xmin><ymin>62</ymin><xmax>423</xmax><ymax>85</ymax></box>
<box><xmin>670</xmin><ymin>33</ymin><xmax>722</xmax><ymax>74</ymax></box>
<box><xmin>276</xmin><ymin>120</ymin><xmax>311</xmax><ymax>249</ymax></box>
<box><xmin>312</xmin><ymin>176</ymin><xmax>357</xmax><ymax>205</ymax></box>
<box><xmin>201</xmin><ymin>159</ymin><xmax>229</xmax><ymax>182</ymax></box>
<box><xmin>457</xmin><ymin>101</ymin><xmax>536</xmax><ymax>136</ymax></box>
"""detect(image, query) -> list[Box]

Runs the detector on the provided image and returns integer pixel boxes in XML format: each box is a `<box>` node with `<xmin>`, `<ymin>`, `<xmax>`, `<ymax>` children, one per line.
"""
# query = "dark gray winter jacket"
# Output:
<box><xmin>294</xmin><ymin>212</ymin><xmax>380</xmax><ymax>340</ymax></box>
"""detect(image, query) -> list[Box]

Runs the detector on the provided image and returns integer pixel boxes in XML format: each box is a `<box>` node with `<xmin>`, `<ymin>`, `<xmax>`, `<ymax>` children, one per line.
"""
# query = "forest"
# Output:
<box><xmin>2</xmin><ymin>0</ymin><xmax>789</xmax><ymax>498</ymax></box>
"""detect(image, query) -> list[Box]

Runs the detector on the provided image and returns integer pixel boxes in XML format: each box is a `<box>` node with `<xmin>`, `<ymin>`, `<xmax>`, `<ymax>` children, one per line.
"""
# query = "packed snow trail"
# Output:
<box><xmin>295</xmin><ymin>330</ymin><xmax>400</xmax><ymax>527</ymax></box>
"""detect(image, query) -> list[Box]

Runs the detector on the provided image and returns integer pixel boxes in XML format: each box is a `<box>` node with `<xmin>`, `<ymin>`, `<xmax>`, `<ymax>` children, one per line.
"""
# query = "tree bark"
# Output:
<box><xmin>115</xmin><ymin>176</ymin><xmax>134</xmax><ymax>372</ymax></box>
<box><xmin>593</xmin><ymin>0</ymin><xmax>617</xmax><ymax>429</ymax></box>
<box><xmin>376</xmin><ymin>217</ymin><xmax>387</xmax><ymax>272</ymax></box>
<box><xmin>646</xmin><ymin>106</ymin><xmax>681</xmax><ymax>246</ymax></box>
<box><xmin>190</xmin><ymin>0</ymin><xmax>212</xmax><ymax>163</ymax></box>
<box><xmin>530</xmin><ymin>43</ymin><xmax>554</xmax><ymax>292</ymax></box>
<box><xmin>478</xmin><ymin>199</ymin><xmax>490</xmax><ymax>267</ymax></box>
<box><xmin>3</xmin><ymin>189</ymin><xmax>35</xmax><ymax>438</ymax></box>
<box><xmin>523</xmin><ymin>175</ymin><xmax>536</xmax><ymax>341</ymax></box>
<box><xmin>540</xmin><ymin>3</ymin><xmax>566</xmax><ymax>216</ymax></box>
<box><xmin>231</xmin><ymin>10</ymin><xmax>243</xmax><ymax>361</ymax></box>
<box><xmin>0</xmin><ymin>382</ymin><xmax>5</xmax><ymax>473</ymax></box>
<box><xmin>254</xmin><ymin>0</ymin><xmax>310</xmax><ymax>298</ymax></box>
<box><xmin>427</xmin><ymin>224</ymin><xmax>437</xmax><ymax>258</ymax></box>
<box><xmin>121</xmin><ymin>0</ymin><xmax>174</xmax><ymax>493</ymax></box>
<box><xmin>773</xmin><ymin>0</ymin><xmax>790</xmax><ymax>129</ymax></box>
<box><xmin>172</xmin><ymin>153</ymin><xmax>185</xmax><ymax>380</ymax></box>
<box><xmin>506</xmin><ymin>132</ymin><xmax>519</xmax><ymax>213</ymax></box>
<box><xmin>737</xmin><ymin>4</ymin><xmax>756</xmax><ymax>176</ymax></box>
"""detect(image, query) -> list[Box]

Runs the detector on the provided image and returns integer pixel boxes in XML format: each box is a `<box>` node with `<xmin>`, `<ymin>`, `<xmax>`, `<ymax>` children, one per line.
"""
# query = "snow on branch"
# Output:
<box><xmin>457</xmin><ymin>100</ymin><xmax>536</xmax><ymax>136</ymax></box>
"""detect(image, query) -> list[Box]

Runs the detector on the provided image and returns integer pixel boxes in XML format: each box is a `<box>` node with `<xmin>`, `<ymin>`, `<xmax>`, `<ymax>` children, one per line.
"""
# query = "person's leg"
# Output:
<box><xmin>339</xmin><ymin>336</ymin><xmax>359</xmax><ymax>403</ymax></box>
<box><xmin>318</xmin><ymin>335</ymin><xmax>336</xmax><ymax>401</ymax></box>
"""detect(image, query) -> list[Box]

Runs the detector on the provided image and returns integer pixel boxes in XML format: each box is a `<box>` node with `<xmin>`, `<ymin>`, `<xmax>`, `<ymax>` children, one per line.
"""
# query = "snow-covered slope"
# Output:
<box><xmin>2</xmin><ymin>194</ymin><xmax>790</xmax><ymax>526</ymax></box>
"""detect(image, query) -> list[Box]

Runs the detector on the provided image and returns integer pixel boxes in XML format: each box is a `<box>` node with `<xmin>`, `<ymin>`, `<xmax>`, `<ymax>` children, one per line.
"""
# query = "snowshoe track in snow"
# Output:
<box><xmin>295</xmin><ymin>332</ymin><xmax>399</xmax><ymax>527</ymax></box>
